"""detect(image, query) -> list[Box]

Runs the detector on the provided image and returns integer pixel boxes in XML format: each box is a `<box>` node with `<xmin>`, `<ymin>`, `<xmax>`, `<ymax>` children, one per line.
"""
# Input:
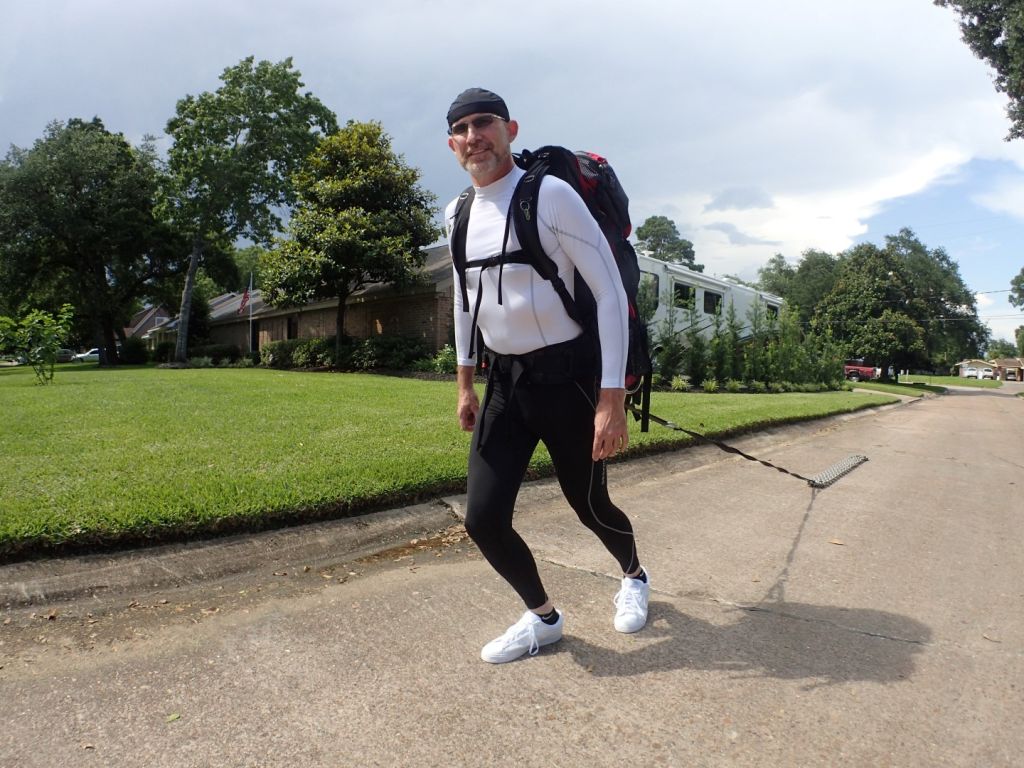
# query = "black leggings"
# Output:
<box><xmin>464</xmin><ymin>368</ymin><xmax>639</xmax><ymax>609</ymax></box>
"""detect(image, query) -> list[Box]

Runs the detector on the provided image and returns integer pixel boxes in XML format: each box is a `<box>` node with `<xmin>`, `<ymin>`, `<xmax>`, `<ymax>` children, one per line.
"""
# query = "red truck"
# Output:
<box><xmin>843</xmin><ymin>360</ymin><xmax>877</xmax><ymax>382</ymax></box>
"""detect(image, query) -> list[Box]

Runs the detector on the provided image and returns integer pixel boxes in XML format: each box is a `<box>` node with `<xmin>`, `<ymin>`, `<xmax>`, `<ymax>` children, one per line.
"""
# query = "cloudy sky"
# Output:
<box><xmin>3</xmin><ymin>0</ymin><xmax>1023</xmax><ymax>342</ymax></box>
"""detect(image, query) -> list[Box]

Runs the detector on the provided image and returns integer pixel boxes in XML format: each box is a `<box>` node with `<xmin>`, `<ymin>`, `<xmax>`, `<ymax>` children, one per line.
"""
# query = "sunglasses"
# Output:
<box><xmin>448</xmin><ymin>114</ymin><xmax>505</xmax><ymax>137</ymax></box>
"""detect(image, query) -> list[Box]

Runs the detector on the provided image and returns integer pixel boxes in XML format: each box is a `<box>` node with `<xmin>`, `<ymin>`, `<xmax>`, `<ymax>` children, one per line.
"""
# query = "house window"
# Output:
<box><xmin>640</xmin><ymin>272</ymin><xmax>659</xmax><ymax>308</ymax></box>
<box><xmin>287</xmin><ymin>315</ymin><xmax>298</xmax><ymax>340</ymax></box>
<box><xmin>765</xmin><ymin>303</ymin><xmax>779</xmax><ymax>318</ymax></box>
<box><xmin>673</xmin><ymin>282</ymin><xmax>693</xmax><ymax>308</ymax></box>
<box><xmin>703</xmin><ymin>290</ymin><xmax>723</xmax><ymax>315</ymax></box>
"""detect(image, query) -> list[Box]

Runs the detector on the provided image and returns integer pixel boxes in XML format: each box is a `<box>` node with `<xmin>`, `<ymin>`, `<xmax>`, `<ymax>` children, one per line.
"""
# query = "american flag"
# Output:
<box><xmin>237</xmin><ymin>279</ymin><xmax>251</xmax><ymax>315</ymax></box>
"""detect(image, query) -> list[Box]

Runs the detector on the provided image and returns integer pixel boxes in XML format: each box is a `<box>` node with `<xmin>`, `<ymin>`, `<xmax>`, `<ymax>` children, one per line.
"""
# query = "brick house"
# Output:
<box><xmin>990</xmin><ymin>357</ymin><xmax>1024</xmax><ymax>381</ymax></box>
<box><xmin>150</xmin><ymin>244</ymin><xmax>456</xmax><ymax>354</ymax></box>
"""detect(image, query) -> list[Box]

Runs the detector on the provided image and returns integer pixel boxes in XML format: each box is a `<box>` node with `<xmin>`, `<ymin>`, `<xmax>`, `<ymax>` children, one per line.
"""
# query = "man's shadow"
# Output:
<box><xmin>566</xmin><ymin>490</ymin><xmax>931</xmax><ymax>688</ymax></box>
<box><xmin>565</xmin><ymin>599</ymin><xmax>931</xmax><ymax>688</ymax></box>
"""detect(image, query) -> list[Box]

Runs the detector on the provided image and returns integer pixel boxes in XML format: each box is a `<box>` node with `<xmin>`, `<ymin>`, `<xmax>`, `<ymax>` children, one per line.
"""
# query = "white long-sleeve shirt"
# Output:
<box><xmin>446</xmin><ymin>165</ymin><xmax>628</xmax><ymax>389</ymax></box>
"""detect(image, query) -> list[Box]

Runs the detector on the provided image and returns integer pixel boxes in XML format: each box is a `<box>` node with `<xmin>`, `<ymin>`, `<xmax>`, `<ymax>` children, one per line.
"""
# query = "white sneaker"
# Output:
<box><xmin>480</xmin><ymin>610</ymin><xmax>564</xmax><ymax>663</ymax></box>
<box><xmin>614</xmin><ymin>569</ymin><xmax>650</xmax><ymax>633</ymax></box>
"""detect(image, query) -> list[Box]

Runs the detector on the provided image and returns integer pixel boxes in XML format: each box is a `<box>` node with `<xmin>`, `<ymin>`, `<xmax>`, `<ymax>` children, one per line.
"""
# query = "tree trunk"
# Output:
<box><xmin>175</xmin><ymin>238</ymin><xmax>203</xmax><ymax>363</ymax></box>
<box><xmin>100</xmin><ymin>318</ymin><xmax>119</xmax><ymax>366</ymax></box>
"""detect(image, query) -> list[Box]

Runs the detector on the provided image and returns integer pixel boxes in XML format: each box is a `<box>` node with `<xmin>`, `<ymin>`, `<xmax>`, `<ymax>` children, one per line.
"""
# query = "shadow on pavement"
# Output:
<box><xmin>566</xmin><ymin>599</ymin><xmax>932</xmax><ymax>688</ymax></box>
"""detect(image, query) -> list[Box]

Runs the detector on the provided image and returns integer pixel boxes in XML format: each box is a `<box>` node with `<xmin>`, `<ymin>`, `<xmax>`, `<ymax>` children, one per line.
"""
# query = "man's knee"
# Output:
<box><xmin>463</xmin><ymin>505</ymin><xmax>505</xmax><ymax>547</ymax></box>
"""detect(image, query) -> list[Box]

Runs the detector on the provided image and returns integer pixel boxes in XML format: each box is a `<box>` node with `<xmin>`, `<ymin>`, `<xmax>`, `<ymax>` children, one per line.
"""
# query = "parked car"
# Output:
<box><xmin>843</xmin><ymin>360</ymin><xmax>877</xmax><ymax>382</ymax></box>
<box><xmin>72</xmin><ymin>348</ymin><xmax>100</xmax><ymax>362</ymax></box>
<box><xmin>1007</xmin><ymin>370</ymin><xmax>1018</xmax><ymax>381</ymax></box>
<box><xmin>963</xmin><ymin>366</ymin><xmax>977</xmax><ymax>379</ymax></box>
<box><xmin>55</xmin><ymin>348</ymin><xmax>75</xmax><ymax>363</ymax></box>
<box><xmin>981</xmin><ymin>368</ymin><xmax>994</xmax><ymax>379</ymax></box>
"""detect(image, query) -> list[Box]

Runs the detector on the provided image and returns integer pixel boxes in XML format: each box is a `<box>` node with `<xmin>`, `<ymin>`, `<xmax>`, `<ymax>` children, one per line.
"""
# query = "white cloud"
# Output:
<box><xmin>1</xmin><ymin>0</ymin><xmax>1020</xmax><ymax>295</ymax></box>
<box><xmin>973</xmin><ymin>175</ymin><xmax>1024</xmax><ymax>220</ymax></box>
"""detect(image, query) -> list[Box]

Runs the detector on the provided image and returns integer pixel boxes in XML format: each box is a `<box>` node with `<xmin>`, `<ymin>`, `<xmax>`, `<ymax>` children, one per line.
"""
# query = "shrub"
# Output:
<box><xmin>725</xmin><ymin>378</ymin><xmax>743</xmax><ymax>393</ymax></box>
<box><xmin>670</xmin><ymin>375</ymin><xmax>688</xmax><ymax>392</ymax></box>
<box><xmin>702</xmin><ymin>377</ymin><xmax>720</xmax><ymax>393</ymax></box>
<box><xmin>152</xmin><ymin>341</ymin><xmax>176</xmax><ymax>364</ymax></box>
<box><xmin>120</xmin><ymin>336</ymin><xmax>149</xmax><ymax>365</ymax></box>
<box><xmin>748</xmin><ymin>380</ymin><xmax>767</xmax><ymax>394</ymax></box>
<box><xmin>430</xmin><ymin>344</ymin><xmax>458</xmax><ymax>374</ymax></box>
<box><xmin>190</xmin><ymin>343</ymin><xmax>241</xmax><ymax>365</ymax></box>
<box><xmin>188</xmin><ymin>356</ymin><xmax>213</xmax><ymax>368</ymax></box>
<box><xmin>349</xmin><ymin>335</ymin><xmax>431</xmax><ymax>371</ymax></box>
<box><xmin>261</xmin><ymin>339</ymin><xmax>303</xmax><ymax>369</ymax></box>
<box><xmin>292</xmin><ymin>337</ymin><xmax>335</xmax><ymax>369</ymax></box>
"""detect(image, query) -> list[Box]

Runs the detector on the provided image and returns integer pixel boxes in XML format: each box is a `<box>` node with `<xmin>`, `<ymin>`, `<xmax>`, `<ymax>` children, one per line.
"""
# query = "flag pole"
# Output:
<box><xmin>247</xmin><ymin>272</ymin><xmax>253</xmax><ymax>355</ymax></box>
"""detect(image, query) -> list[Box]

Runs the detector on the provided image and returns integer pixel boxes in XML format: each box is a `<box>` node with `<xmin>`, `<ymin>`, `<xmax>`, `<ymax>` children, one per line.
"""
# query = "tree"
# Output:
<box><xmin>935</xmin><ymin>1</ymin><xmax>1024</xmax><ymax>140</ymax></box>
<box><xmin>232</xmin><ymin>245</ymin><xmax>268</xmax><ymax>292</ymax></box>
<box><xmin>1016</xmin><ymin>326</ymin><xmax>1024</xmax><ymax>355</ymax></box>
<box><xmin>788</xmin><ymin>250</ymin><xmax>840</xmax><ymax>325</ymax></box>
<box><xmin>986</xmin><ymin>338</ymin><xmax>1019</xmax><ymax>357</ymax></box>
<box><xmin>635</xmin><ymin>215</ymin><xmax>703</xmax><ymax>271</ymax></box>
<box><xmin>883</xmin><ymin>228</ymin><xmax>986</xmax><ymax>370</ymax></box>
<box><xmin>757</xmin><ymin>250</ymin><xmax>839</xmax><ymax>326</ymax></box>
<box><xmin>756</xmin><ymin>254</ymin><xmax>795</xmax><ymax>297</ymax></box>
<box><xmin>1010</xmin><ymin>265</ymin><xmax>1024</xmax><ymax>307</ymax></box>
<box><xmin>260</xmin><ymin>121</ymin><xmax>439</xmax><ymax>361</ymax></box>
<box><xmin>0</xmin><ymin>119</ymin><xmax>183</xmax><ymax>364</ymax></box>
<box><xmin>813</xmin><ymin>242</ymin><xmax>928</xmax><ymax>374</ymax></box>
<box><xmin>160</xmin><ymin>56</ymin><xmax>337</xmax><ymax>362</ymax></box>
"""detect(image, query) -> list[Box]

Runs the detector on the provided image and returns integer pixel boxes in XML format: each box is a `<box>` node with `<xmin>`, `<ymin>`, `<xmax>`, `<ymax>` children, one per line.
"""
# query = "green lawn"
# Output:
<box><xmin>1</xmin><ymin>364</ymin><xmax>897</xmax><ymax>560</ymax></box>
<box><xmin>899</xmin><ymin>374</ymin><xmax>1002</xmax><ymax>389</ymax></box>
<box><xmin>850</xmin><ymin>381</ymin><xmax>946</xmax><ymax>396</ymax></box>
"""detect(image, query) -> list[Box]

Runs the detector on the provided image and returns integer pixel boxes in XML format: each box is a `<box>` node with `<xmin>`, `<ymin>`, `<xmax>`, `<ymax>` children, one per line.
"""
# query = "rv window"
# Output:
<box><xmin>640</xmin><ymin>273</ymin><xmax>660</xmax><ymax>307</ymax></box>
<box><xmin>673</xmin><ymin>282</ymin><xmax>693</xmax><ymax>308</ymax></box>
<box><xmin>765</xmin><ymin>304</ymin><xmax>779</xmax><ymax>318</ymax></box>
<box><xmin>703</xmin><ymin>290</ymin><xmax>723</xmax><ymax>315</ymax></box>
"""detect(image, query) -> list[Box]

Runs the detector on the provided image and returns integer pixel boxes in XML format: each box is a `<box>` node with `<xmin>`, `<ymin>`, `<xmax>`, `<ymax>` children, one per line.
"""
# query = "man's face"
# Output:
<box><xmin>448</xmin><ymin>112</ymin><xmax>518</xmax><ymax>186</ymax></box>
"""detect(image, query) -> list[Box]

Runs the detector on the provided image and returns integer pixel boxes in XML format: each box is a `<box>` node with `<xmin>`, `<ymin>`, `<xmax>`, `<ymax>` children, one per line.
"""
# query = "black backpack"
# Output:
<box><xmin>449</xmin><ymin>145</ymin><xmax>652</xmax><ymax>431</ymax></box>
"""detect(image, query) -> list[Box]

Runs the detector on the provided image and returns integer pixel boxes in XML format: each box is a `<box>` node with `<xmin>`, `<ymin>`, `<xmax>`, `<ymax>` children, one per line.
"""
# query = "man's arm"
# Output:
<box><xmin>457</xmin><ymin>364</ymin><xmax>479</xmax><ymax>432</ymax></box>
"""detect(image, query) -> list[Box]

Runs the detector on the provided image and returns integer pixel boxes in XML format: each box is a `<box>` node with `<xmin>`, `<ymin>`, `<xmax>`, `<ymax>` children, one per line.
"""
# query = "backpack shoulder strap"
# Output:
<box><xmin>510</xmin><ymin>149</ymin><xmax>584</xmax><ymax>326</ymax></box>
<box><xmin>449</xmin><ymin>186</ymin><xmax>475</xmax><ymax>311</ymax></box>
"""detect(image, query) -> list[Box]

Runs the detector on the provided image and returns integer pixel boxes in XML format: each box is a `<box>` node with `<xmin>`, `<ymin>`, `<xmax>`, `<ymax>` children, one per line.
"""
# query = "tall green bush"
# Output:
<box><xmin>0</xmin><ymin>304</ymin><xmax>73</xmax><ymax>384</ymax></box>
<box><xmin>684</xmin><ymin>303</ymin><xmax>708</xmax><ymax>388</ymax></box>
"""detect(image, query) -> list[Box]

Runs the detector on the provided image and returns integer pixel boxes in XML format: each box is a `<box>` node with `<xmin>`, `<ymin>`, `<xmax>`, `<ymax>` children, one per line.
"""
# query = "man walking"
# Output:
<box><xmin>445</xmin><ymin>88</ymin><xmax>649</xmax><ymax>663</ymax></box>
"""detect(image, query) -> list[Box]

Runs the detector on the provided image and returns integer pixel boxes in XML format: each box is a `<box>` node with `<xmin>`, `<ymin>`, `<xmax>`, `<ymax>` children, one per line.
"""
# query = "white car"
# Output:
<box><xmin>981</xmin><ymin>368</ymin><xmax>994</xmax><ymax>379</ymax></box>
<box><xmin>72</xmin><ymin>348</ymin><xmax>100</xmax><ymax>362</ymax></box>
<box><xmin>964</xmin><ymin>366</ymin><xmax>977</xmax><ymax>378</ymax></box>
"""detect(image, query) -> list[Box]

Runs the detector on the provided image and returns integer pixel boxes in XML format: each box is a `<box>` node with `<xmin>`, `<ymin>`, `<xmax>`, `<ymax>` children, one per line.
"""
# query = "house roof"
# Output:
<box><xmin>124</xmin><ymin>305</ymin><xmax>170</xmax><ymax>337</ymax></box>
<box><xmin>163</xmin><ymin>244</ymin><xmax>455</xmax><ymax>327</ymax></box>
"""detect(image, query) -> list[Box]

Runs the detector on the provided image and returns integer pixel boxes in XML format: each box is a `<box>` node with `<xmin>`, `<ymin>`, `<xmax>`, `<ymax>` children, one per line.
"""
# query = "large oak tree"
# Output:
<box><xmin>0</xmin><ymin>118</ymin><xmax>183</xmax><ymax>363</ymax></box>
<box><xmin>160</xmin><ymin>56</ymin><xmax>337</xmax><ymax>362</ymax></box>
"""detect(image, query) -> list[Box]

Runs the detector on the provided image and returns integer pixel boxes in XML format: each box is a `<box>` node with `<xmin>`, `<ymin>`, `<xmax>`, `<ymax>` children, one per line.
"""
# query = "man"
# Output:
<box><xmin>445</xmin><ymin>87</ymin><xmax>649</xmax><ymax>663</ymax></box>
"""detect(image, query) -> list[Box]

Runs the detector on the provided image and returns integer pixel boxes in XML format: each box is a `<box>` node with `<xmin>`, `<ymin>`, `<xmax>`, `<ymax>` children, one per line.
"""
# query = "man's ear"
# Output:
<box><xmin>506</xmin><ymin>119</ymin><xmax>519</xmax><ymax>143</ymax></box>
<box><xmin>448</xmin><ymin>136</ymin><xmax>457</xmax><ymax>153</ymax></box>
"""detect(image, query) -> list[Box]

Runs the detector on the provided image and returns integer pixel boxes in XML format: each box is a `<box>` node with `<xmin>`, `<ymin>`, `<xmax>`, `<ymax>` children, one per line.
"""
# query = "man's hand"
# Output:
<box><xmin>457</xmin><ymin>365</ymin><xmax>479</xmax><ymax>432</ymax></box>
<box><xmin>593</xmin><ymin>387</ymin><xmax>628</xmax><ymax>461</ymax></box>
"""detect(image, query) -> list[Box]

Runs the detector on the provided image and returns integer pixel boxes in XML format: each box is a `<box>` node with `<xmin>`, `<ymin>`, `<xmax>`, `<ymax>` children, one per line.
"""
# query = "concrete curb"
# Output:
<box><xmin>0</xmin><ymin>396</ymin><xmax>913</xmax><ymax>609</ymax></box>
<box><xmin>0</xmin><ymin>502</ymin><xmax>460</xmax><ymax>608</ymax></box>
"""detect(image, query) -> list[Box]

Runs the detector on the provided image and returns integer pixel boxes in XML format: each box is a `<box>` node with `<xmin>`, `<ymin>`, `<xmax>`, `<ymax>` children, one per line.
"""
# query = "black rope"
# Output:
<box><xmin>628</xmin><ymin>406</ymin><xmax>816</xmax><ymax>485</ymax></box>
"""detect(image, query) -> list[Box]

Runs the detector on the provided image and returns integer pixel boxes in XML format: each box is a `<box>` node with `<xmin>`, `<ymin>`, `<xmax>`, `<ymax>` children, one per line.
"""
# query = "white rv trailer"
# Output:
<box><xmin>638</xmin><ymin>254</ymin><xmax>784</xmax><ymax>342</ymax></box>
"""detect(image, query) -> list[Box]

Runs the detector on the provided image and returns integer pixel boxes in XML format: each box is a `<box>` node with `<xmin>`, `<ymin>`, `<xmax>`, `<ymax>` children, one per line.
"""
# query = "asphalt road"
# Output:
<box><xmin>1</xmin><ymin>383</ymin><xmax>1021</xmax><ymax>767</ymax></box>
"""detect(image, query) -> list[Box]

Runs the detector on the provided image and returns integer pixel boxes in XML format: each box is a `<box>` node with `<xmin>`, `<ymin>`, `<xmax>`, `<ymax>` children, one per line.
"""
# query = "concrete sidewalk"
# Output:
<box><xmin>2</xmin><ymin>387</ymin><xmax>1022</xmax><ymax>767</ymax></box>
